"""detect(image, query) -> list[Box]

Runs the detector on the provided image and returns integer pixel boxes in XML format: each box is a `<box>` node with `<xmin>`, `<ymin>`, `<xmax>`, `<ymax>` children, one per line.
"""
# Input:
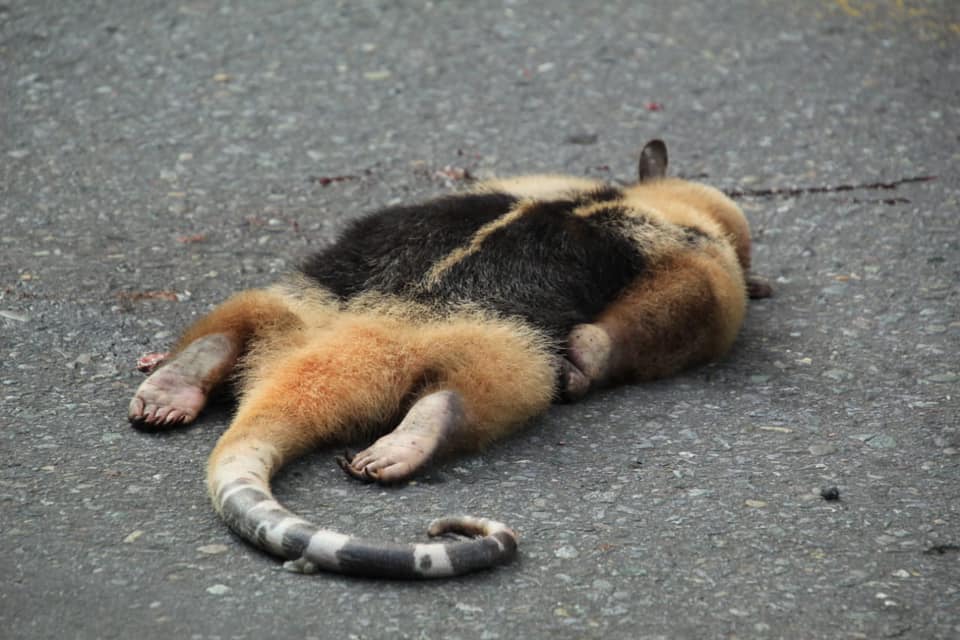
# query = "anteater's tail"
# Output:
<box><xmin>203</xmin><ymin>311</ymin><xmax>556</xmax><ymax>578</ymax></box>
<box><xmin>207</xmin><ymin>437</ymin><xmax>517</xmax><ymax>578</ymax></box>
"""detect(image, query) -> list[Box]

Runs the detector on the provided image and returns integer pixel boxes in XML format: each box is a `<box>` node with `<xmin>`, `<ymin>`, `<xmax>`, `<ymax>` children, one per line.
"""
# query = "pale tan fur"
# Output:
<box><xmin>474</xmin><ymin>174</ymin><xmax>604</xmax><ymax>200</ymax></box>
<box><xmin>623</xmin><ymin>178</ymin><xmax>753</xmax><ymax>272</ymax></box>
<box><xmin>424</xmin><ymin>202</ymin><xmax>535</xmax><ymax>286</ymax></box>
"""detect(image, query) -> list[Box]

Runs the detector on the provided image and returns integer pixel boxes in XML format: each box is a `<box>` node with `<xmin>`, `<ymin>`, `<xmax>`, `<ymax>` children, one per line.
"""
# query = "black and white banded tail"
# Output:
<box><xmin>207</xmin><ymin>439</ymin><xmax>518</xmax><ymax>578</ymax></box>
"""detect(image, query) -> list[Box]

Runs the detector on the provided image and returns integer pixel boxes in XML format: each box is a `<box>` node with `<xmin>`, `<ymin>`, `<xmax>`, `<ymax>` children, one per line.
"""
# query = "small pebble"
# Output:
<box><xmin>123</xmin><ymin>530</ymin><xmax>144</xmax><ymax>543</ymax></box>
<box><xmin>866</xmin><ymin>434</ymin><xmax>897</xmax><ymax>449</ymax></box>
<box><xmin>197</xmin><ymin>544</ymin><xmax>228</xmax><ymax>555</ymax></box>
<box><xmin>759</xmin><ymin>426</ymin><xmax>793</xmax><ymax>433</ymax></box>
<box><xmin>821</xmin><ymin>368</ymin><xmax>851</xmax><ymax>381</ymax></box>
<box><xmin>564</xmin><ymin>132</ymin><xmax>598</xmax><ymax>145</ymax></box>
<box><xmin>820</xmin><ymin>284</ymin><xmax>848</xmax><ymax>296</ymax></box>
<box><xmin>927</xmin><ymin>373</ymin><xmax>958</xmax><ymax>383</ymax></box>
<box><xmin>809</xmin><ymin>444</ymin><xmax>837</xmax><ymax>456</ymax></box>
<box><xmin>820</xmin><ymin>486</ymin><xmax>841</xmax><ymax>501</ymax></box>
<box><xmin>554</xmin><ymin>545</ymin><xmax>579</xmax><ymax>559</ymax></box>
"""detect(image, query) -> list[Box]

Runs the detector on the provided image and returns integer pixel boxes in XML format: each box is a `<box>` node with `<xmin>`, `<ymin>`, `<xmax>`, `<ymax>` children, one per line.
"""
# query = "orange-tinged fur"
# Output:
<box><xmin>205</xmin><ymin>294</ymin><xmax>558</xmax><ymax>472</ymax></box>
<box><xmin>590</xmin><ymin>249</ymin><xmax>746</xmax><ymax>385</ymax></box>
<box><xmin>610</xmin><ymin>178</ymin><xmax>751</xmax><ymax>378</ymax></box>
<box><xmin>171</xmin><ymin>288</ymin><xmax>304</xmax><ymax>355</ymax></box>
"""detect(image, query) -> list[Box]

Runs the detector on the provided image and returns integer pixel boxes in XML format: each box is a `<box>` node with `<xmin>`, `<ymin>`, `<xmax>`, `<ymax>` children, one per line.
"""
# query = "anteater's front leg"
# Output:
<box><xmin>565</xmin><ymin>250</ymin><xmax>748</xmax><ymax>392</ymax></box>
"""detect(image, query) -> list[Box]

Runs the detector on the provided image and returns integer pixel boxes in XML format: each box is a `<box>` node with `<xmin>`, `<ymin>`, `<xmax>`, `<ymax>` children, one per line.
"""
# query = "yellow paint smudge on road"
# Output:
<box><xmin>835</xmin><ymin>0</ymin><xmax>862</xmax><ymax>17</ymax></box>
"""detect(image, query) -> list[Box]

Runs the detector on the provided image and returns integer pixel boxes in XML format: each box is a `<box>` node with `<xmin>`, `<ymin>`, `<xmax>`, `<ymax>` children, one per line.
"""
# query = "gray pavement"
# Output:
<box><xmin>2</xmin><ymin>1</ymin><xmax>958</xmax><ymax>638</ymax></box>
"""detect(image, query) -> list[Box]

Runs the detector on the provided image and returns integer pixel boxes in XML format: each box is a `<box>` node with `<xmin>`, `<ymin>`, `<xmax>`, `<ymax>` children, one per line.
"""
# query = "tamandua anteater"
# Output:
<box><xmin>128</xmin><ymin>140</ymin><xmax>771</xmax><ymax>579</ymax></box>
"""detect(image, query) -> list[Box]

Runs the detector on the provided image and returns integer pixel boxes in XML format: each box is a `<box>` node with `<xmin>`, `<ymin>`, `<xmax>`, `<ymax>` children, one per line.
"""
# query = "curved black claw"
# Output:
<box><xmin>335</xmin><ymin>451</ymin><xmax>376</xmax><ymax>483</ymax></box>
<box><xmin>747</xmin><ymin>276</ymin><xmax>773</xmax><ymax>299</ymax></box>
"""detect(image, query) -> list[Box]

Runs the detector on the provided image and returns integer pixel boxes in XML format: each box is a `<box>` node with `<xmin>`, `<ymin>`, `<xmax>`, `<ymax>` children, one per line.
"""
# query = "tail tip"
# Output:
<box><xmin>427</xmin><ymin>515</ymin><xmax>518</xmax><ymax>545</ymax></box>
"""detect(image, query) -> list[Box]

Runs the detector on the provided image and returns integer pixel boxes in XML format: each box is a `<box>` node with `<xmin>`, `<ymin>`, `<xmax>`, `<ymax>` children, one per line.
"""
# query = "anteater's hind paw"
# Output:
<box><xmin>337</xmin><ymin>390</ymin><xmax>464</xmax><ymax>485</ymax></box>
<box><xmin>337</xmin><ymin>430</ymin><xmax>441</xmax><ymax>484</ymax></box>
<box><xmin>128</xmin><ymin>367</ymin><xmax>206</xmax><ymax>429</ymax></box>
<box><xmin>128</xmin><ymin>334</ymin><xmax>234</xmax><ymax>429</ymax></box>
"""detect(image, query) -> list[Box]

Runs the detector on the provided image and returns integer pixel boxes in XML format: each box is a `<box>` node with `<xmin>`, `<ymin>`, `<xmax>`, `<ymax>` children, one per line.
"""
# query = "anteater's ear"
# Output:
<box><xmin>637</xmin><ymin>139</ymin><xmax>668</xmax><ymax>182</ymax></box>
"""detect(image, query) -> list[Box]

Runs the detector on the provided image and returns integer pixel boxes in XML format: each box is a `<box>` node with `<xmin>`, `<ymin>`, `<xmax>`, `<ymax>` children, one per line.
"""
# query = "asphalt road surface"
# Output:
<box><xmin>2</xmin><ymin>1</ymin><xmax>958</xmax><ymax>639</ymax></box>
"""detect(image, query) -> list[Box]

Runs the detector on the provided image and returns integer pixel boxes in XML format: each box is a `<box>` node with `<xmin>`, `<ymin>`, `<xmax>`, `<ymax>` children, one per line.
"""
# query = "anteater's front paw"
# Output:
<box><xmin>566</xmin><ymin>323</ymin><xmax>613</xmax><ymax>385</ymax></box>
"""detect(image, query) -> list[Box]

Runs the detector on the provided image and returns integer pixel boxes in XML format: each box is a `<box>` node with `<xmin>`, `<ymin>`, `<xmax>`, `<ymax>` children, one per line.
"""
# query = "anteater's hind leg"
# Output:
<box><xmin>129</xmin><ymin>288</ymin><xmax>303</xmax><ymax>428</ymax></box>
<box><xmin>205</xmin><ymin>323</ymin><xmax>526</xmax><ymax>578</ymax></box>
<box><xmin>340</xmin><ymin>317</ymin><xmax>557</xmax><ymax>485</ymax></box>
